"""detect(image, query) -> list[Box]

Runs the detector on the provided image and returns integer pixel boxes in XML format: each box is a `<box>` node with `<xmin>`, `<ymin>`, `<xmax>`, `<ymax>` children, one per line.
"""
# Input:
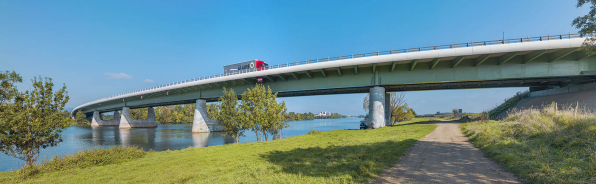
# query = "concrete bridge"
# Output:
<box><xmin>73</xmin><ymin>33</ymin><xmax>596</xmax><ymax>132</ymax></box>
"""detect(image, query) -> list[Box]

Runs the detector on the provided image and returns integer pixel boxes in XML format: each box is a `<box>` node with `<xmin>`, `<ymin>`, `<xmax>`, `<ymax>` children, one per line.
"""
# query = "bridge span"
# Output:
<box><xmin>73</xmin><ymin>33</ymin><xmax>596</xmax><ymax>132</ymax></box>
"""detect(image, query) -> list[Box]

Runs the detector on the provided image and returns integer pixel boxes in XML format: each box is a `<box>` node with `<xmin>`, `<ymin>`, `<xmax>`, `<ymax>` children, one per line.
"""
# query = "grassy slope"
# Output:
<box><xmin>1</xmin><ymin>118</ymin><xmax>436</xmax><ymax>184</ymax></box>
<box><xmin>462</xmin><ymin>109</ymin><xmax>596</xmax><ymax>183</ymax></box>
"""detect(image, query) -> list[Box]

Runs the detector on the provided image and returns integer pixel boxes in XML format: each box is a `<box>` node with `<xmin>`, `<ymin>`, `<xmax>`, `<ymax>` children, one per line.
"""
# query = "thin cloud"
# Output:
<box><xmin>105</xmin><ymin>72</ymin><xmax>133</xmax><ymax>79</ymax></box>
<box><xmin>143</xmin><ymin>79</ymin><xmax>155</xmax><ymax>83</ymax></box>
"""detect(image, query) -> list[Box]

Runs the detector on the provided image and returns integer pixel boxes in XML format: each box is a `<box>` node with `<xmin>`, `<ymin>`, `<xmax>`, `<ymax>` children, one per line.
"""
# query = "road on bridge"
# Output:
<box><xmin>370</xmin><ymin>120</ymin><xmax>520</xmax><ymax>184</ymax></box>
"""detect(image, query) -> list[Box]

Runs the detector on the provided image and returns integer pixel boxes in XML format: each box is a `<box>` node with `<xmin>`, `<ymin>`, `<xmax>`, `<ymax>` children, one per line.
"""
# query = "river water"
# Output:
<box><xmin>0</xmin><ymin>118</ymin><xmax>362</xmax><ymax>172</ymax></box>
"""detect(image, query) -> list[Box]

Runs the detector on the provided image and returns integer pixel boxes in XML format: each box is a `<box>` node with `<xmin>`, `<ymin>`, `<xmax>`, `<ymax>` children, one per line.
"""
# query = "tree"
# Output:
<box><xmin>75</xmin><ymin>110</ymin><xmax>90</xmax><ymax>126</ymax></box>
<box><xmin>389</xmin><ymin>92</ymin><xmax>407</xmax><ymax>125</ymax></box>
<box><xmin>573</xmin><ymin>0</ymin><xmax>596</xmax><ymax>54</ymax></box>
<box><xmin>215</xmin><ymin>87</ymin><xmax>245</xmax><ymax>143</ymax></box>
<box><xmin>0</xmin><ymin>76</ymin><xmax>70</xmax><ymax>167</ymax></box>
<box><xmin>452</xmin><ymin>109</ymin><xmax>458</xmax><ymax>114</ymax></box>
<box><xmin>0</xmin><ymin>70</ymin><xmax>23</xmax><ymax>104</ymax></box>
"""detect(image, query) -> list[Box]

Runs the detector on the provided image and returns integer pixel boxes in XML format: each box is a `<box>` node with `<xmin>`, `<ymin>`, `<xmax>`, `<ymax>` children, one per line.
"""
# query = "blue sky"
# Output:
<box><xmin>0</xmin><ymin>1</ymin><xmax>588</xmax><ymax>115</ymax></box>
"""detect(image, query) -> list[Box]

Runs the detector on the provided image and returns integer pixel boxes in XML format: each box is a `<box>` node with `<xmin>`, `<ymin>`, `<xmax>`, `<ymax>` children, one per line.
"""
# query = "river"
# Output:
<box><xmin>0</xmin><ymin>118</ymin><xmax>363</xmax><ymax>172</ymax></box>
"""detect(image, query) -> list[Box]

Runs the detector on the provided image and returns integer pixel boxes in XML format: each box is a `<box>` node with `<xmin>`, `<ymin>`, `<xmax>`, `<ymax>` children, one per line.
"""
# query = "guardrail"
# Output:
<box><xmin>91</xmin><ymin>33</ymin><xmax>585</xmax><ymax>104</ymax></box>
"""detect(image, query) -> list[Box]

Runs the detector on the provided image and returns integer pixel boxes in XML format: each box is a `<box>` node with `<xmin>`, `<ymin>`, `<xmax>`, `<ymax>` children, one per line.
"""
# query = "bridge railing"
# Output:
<box><xmin>92</xmin><ymin>33</ymin><xmax>584</xmax><ymax>103</ymax></box>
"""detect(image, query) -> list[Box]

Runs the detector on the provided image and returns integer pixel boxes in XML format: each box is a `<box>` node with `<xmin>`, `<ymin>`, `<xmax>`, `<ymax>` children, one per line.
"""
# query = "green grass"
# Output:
<box><xmin>462</xmin><ymin>107</ymin><xmax>596</xmax><ymax>184</ymax></box>
<box><xmin>488</xmin><ymin>91</ymin><xmax>528</xmax><ymax>118</ymax></box>
<box><xmin>0</xmin><ymin>118</ymin><xmax>436</xmax><ymax>183</ymax></box>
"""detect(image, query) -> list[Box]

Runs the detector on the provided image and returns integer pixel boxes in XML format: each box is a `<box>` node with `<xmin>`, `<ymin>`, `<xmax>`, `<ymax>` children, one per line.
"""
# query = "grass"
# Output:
<box><xmin>0</xmin><ymin>118</ymin><xmax>436</xmax><ymax>183</ymax></box>
<box><xmin>488</xmin><ymin>91</ymin><xmax>528</xmax><ymax>118</ymax></box>
<box><xmin>462</xmin><ymin>106</ymin><xmax>596</xmax><ymax>184</ymax></box>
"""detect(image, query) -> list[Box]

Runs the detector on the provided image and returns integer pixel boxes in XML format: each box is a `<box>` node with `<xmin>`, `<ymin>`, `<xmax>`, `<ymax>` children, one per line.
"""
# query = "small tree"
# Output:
<box><xmin>0</xmin><ymin>76</ymin><xmax>70</xmax><ymax>167</ymax></box>
<box><xmin>75</xmin><ymin>110</ymin><xmax>90</xmax><ymax>126</ymax></box>
<box><xmin>216</xmin><ymin>87</ymin><xmax>245</xmax><ymax>143</ymax></box>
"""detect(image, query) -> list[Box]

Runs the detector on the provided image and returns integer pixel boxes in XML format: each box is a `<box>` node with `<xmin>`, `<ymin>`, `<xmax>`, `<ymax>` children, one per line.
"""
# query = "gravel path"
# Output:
<box><xmin>370</xmin><ymin>120</ymin><xmax>520</xmax><ymax>184</ymax></box>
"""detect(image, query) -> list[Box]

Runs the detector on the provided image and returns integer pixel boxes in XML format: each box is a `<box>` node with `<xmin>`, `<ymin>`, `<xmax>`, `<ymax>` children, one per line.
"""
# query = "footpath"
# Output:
<box><xmin>370</xmin><ymin>120</ymin><xmax>520</xmax><ymax>184</ymax></box>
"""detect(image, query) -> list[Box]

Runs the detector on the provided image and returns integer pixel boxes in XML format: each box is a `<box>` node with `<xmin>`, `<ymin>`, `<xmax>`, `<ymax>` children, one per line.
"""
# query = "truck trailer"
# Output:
<box><xmin>223</xmin><ymin>59</ymin><xmax>268</xmax><ymax>75</ymax></box>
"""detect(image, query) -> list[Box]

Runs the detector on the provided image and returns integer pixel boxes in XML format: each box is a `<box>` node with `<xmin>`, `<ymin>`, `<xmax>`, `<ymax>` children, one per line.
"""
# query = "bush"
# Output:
<box><xmin>15</xmin><ymin>146</ymin><xmax>146</xmax><ymax>179</ymax></box>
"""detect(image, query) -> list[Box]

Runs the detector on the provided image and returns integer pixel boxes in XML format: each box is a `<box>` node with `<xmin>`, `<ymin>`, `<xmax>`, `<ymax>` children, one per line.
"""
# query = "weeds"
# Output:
<box><xmin>463</xmin><ymin>105</ymin><xmax>596</xmax><ymax>183</ymax></box>
<box><xmin>7</xmin><ymin>146</ymin><xmax>146</xmax><ymax>180</ymax></box>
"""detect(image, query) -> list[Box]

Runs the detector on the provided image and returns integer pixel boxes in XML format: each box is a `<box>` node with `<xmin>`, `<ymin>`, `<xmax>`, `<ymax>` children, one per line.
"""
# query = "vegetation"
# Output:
<box><xmin>209</xmin><ymin>84</ymin><xmax>288</xmax><ymax>143</ymax></box>
<box><xmin>573</xmin><ymin>0</ymin><xmax>596</xmax><ymax>54</ymax></box>
<box><xmin>462</xmin><ymin>105</ymin><xmax>596</xmax><ymax>183</ymax></box>
<box><xmin>10</xmin><ymin>146</ymin><xmax>146</xmax><ymax>179</ymax></box>
<box><xmin>363</xmin><ymin>92</ymin><xmax>416</xmax><ymax>125</ymax></box>
<box><xmin>73</xmin><ymin>110</ymin><xmax>90</xmax><ymax>126</ymax></box>
<box><xmin>0</xmin><ymin>71</ymin><xmax>71</xmax><ymax>168</ymax></box>
<box><xmin>284</xmin><ymin>112</ymin><xmax>315</xmax><ymax>121</ymax></box>
<box><xmin>488</xmin><ymin>91</ymin><xmax>528</xmax><ymax>119</ymax></box>
<box><xmin>0</xmin><ymin>119</ymin><xmax>437</xmax><ymax>183</ymax></box>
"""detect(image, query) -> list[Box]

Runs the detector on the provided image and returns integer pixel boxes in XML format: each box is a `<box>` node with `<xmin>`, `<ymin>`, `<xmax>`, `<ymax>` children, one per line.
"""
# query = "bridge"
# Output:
<box><xmin>73</xmin><ymin>33</ymin><xmax>596</xmax><ymax>132</ymax></box>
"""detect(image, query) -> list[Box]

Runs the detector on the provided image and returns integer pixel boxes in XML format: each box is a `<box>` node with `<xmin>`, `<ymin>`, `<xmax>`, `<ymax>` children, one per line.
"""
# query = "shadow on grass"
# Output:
<box><xmin>260</xmin><ymin>139</ymin><xmax>417</xmax><ymax>182</ymax></box>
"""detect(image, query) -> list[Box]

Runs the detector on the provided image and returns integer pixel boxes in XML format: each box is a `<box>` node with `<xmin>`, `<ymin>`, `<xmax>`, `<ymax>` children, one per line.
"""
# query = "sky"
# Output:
<box><xmin>0</xmin><ymin>0</ymin><xmax>588</xmax><ymax>115</ymax></box>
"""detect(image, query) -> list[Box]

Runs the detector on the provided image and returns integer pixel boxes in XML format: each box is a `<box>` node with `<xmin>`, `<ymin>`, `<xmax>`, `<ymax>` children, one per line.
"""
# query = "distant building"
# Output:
<box><xmin>314</xmin><ymin>111</ymin><xmax>331</xmax><ymax>117</ymax></box>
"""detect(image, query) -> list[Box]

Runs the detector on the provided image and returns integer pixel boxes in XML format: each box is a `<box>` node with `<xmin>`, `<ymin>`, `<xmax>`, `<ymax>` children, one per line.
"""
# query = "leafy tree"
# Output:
<box><xmin>452</xmin><ymin>109</ymin><xmax>459</xmax><ymax>114</ymax></box>
<box><xmin>240</xmin><ymin>84</ymin><xmax>268</xmax><ymax>141</ymax></box>
<box><xmin>573</xmin><ymin>0</ymin><xmax>596</xmax><ymax>54</ymax></box>
<box><xmin>0</xmin><ymin>76</ymin><xmax>70</xmax><ymax>167</ymax></box>
<box><xmin>75</xmin><ymin>110</ymin><xmax>90</xmax><ymax>126</ymax></box>
<box><xmin>130</xmin><ymin>108</ymin><xmax>148</xmax><ymax>120</ymax></box>
<box><xmin>215</xmin><ymin>87</ymin><xmax>245</xmax><ymax>143</ymax></box>
<box><xmin>0</xmin><ymin>70</ymin><xmax>23</xmax><ymax>104</ymax></box>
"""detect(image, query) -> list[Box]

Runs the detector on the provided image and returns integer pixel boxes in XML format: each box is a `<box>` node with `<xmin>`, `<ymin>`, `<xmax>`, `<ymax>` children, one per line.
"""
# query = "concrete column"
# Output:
<box><xmin>368</xmin><ymin>86</ymin><xmax>386</xmax><ymax>129</ymax></box>
<box><xmin>385</xmin><ymin>93</ymin><xmax>391</xmax><ymax>126</ymax></box>
<box><xmin>119</xmin><ymin>107</ymin><xmax>157</xmax><ymax>129</ymax></box>
<box><xmin>192</xmin><ymin>99</ymin><xmax>224</xmax><ymax>133</ymax></box>
<box><xmin>192</xmin><ymin>99</ymin><xmax>223</xmax><ymax>132</ymax></box>
<box><xmin>192</xmin><ymin>99</ymin><xmax>211</xmax><ymax>133</ymax></box>
<box><xmin>91</xmin><ymin>111</ymin><xmax>120</xmax><ymax>126</ymax></box>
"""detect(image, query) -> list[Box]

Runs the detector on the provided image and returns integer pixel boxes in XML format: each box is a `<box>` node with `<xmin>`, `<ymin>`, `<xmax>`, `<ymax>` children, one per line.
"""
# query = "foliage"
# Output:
<box><xmin>11</xmin><ymin>146</ymin><xmax>146</xmax><ymax>179</ymax></box>
<box><xmin>462</xmin><ymin>106</ymin><xmax>596</xmax><ymax>183</ymax></box>
<box><xmin>74</xmin><ymin>110</ymin><xmax>90</xmax><ymax>126</ymax></box>
<box><xmin>388</xmin><ymin>93</ymin><xmax>415</xmax><ymax>125</ymax></box>
<box><xmin>212</xmin><ymin>87</ymin><xmax>245</xmax><ymax>143</ymax></box>
<box><xmin>0</xmin><ymin>75</ymin><xmax>70</xmax><ymax>167</ymax></box>
<box><xmin>0</xmin><ymin>70</ymin><xmax>23</xmax><ymax>104</ymax></box>
<box><xmin>488</xmin><ymin>91</ymin><xmax>528</xmax><ymax>119</ymax></box>
<box><xmin>284</xmin><ymin>112</ymin><xmax>315</xmax><ymax>121</ymax></box>
<box><xmin>154</xmin><ymin>104</ymin><xmax>194</xmax><ymax>124</ymax></box>
<box><xmin>0</xmin><ymin>119</ymin><xmax>437</xmax><ymax>183</ymax></box>
<box><xmin>452</xmin><ymin>108</ymin><xmax>458</xmax><ymax>114</ymax></box>
<box><xmin>573</xmin><ymin>0</ymin><xmax>596</xmax><ymax>54</ymax></box>
<box><xmin>240</xmin><ymin>84</ymin><xmax>287</xmax><ymax>141</ymax></box>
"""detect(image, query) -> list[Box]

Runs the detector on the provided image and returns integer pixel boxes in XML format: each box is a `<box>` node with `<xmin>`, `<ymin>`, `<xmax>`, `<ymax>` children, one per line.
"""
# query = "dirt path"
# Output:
<box><xmin>370</xmin><ymin>120</ymin><xmax>520</xmax><ymax>184</ymax></box>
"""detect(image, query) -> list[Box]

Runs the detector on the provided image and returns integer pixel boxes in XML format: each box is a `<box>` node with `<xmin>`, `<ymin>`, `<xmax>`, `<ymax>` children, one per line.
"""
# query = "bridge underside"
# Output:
<box><xmin>78</xmin><ymin>43</ymin><xmax>596</xmax><ymax>116</ymax></box>
<box><xmin>84</xmin><ymin>74</ymin><xmax>596</xmax><ymax>116</ymax></box>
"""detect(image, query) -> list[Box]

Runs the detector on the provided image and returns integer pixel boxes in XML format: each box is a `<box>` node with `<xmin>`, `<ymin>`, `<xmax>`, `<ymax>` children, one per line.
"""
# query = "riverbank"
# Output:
<box><xmin>462</xmin><ymin>106</ymin><xmax>596</xmax><ymax>183</ymax></box>
<box><xmin>0</xmin><ymin>118</ymin><xmax>436</xmax><ymax>183</ymax></box>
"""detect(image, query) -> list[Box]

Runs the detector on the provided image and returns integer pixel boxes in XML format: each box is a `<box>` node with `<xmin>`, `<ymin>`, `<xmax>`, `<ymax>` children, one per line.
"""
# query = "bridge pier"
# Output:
<box><xmin>368</xmin><ymin>86</ymin><xmax>386</xmax><ymax>129</ymax></box>
<box><xmin>119</xmin><ymin>107</ymin><xmax>158</xmax><ymax>129</ymax></box>
<box><xmin>91</xmin><ymin>111</ymin><xmax>120</xmax><ymax>126</ymax></box>
<box><xmin>385</xmin><ymin>93</ymin><xmax>391</xmax><ymax>126</ymax></box>
<box><xmin>192</xmin><ymin>99</ymin><xmax>224</xmax><ymax>133</ymax></box>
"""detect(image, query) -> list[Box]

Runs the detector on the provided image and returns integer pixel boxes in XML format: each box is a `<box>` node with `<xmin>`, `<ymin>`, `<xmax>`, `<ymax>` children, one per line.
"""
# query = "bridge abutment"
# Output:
<box><xmin>91</xmin><ymin>111</ymin><xmax>120</xmax><ymax>126</ymax></box>
<box><xmin>192</xmin><ymin>99</ymin><xmax>224</xmax><ymax>133</ymax></box>
<box><xmin>119</xmin><ymin>107</ymin><xmax>158</xmax><ymax>129</ymax></box>
<box><xmin>368</xmin><ymin>86</ymin><xmax>386</xmax><ymax>129</ymax></box>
